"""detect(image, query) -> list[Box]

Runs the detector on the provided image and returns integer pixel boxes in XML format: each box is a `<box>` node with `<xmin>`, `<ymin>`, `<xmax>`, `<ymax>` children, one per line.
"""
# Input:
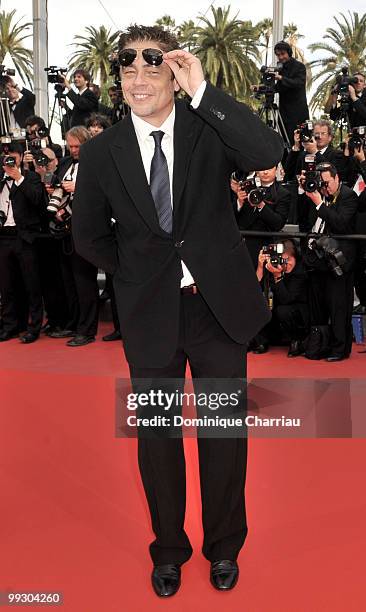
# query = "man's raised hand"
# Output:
<box><xmin>163</xmin><ymin>50</ymin><xmax>204</xmax><ymax>98</ymax></box>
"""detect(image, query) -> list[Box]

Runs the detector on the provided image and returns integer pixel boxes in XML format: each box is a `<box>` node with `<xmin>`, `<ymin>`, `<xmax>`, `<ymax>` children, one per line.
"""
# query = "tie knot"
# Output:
<box><xmin>150</xmin><ymin>130</ymin><xmax>164</xmax><ymax>147</ymax></box>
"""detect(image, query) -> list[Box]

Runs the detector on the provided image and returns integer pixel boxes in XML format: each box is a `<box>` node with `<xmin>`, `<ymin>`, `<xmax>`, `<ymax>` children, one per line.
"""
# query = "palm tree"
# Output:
<box><xmin>155</xmin><ymin>15</ymin><xmax>177</xmax><ymax>31</ymax></box>
<box><xmin>0</xmin><ymin>9</ymin><xmax>33</xmax><ymax>85</ymax></box>
<box><xmin>177</xmin><ymin>20</ymin><xmax>197</xmax><ymax>52</ymax></box>
<box><xmin>68</xmin><ymin>25</ymin><xmax>120</xmax><ymax>87</ymax></box>
<box><xmin>257</xmin><ymin>18</ymin><xmax>272</xmax><ymax>66</ymax></box>
<box><xmin>308</xmin><ymin>11</ymin><xmax>366</xmax><ymax>112</ymax></box>
<box><xmin>185</xmin><ymin>6</ymin><xmax>261</xmax><ymax>100</ymax></box>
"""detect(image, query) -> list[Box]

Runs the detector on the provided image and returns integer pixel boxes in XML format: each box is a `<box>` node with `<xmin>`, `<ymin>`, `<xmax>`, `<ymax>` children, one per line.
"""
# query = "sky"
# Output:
<box><xmin>1</xmin><ymin>0</ymin><xmax>366</xmax><ymax>69</ymax></box>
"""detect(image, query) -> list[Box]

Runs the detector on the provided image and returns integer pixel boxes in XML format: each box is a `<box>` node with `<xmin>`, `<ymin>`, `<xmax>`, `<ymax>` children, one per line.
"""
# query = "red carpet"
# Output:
<box><xmin>1</xmin><ymin>325</ymin><xmax>366</xmax><ymax>611</ymax></box>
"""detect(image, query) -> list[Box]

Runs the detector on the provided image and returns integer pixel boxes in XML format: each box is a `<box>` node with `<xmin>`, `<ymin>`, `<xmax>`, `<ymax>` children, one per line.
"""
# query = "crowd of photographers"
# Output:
<box><xmin>1</xmin><ymin>50</ymin><xmax>366</xmax><ymax>360</ymax></box>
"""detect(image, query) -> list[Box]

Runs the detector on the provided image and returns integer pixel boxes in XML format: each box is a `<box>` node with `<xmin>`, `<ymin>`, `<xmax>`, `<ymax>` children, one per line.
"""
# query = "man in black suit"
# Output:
<box><xmin>329</xmin><ymin>71</ymin><xmax>366</xmax><ymax>129</ymax></box>
<box><xmin>300</xmin><ymin>162</ymin><xmax>358</xmax><ymax>361</ymax></box>
<box><xmin>61</xmin><ymin>69</ymin><xmax>98</xmax><ymax>127</ymax></box>
<box><xmin>72</xmin><ymin>25</ymin><xmax>283</xmax><ymax>596</ymax></box>
<box><xmin>4</xmin><ymin>78</ymin><xmax>35</xmax><ymax>130</ymax></box>
<box><xmin>273</xmin><ymin>41</ymin><xmax>309</xmax><ymax>146</ymax></box>
<box><xmin>0</xmin><ymin>142</ymin><xmax>45</xmax><ymax>343</ymax></box>
<box><xmin>232</xmin><ymin>165</ymin><xmax>290</xmax><ymax>266</ymax></box>
<box><xmin>46</xmin><ymin>126</ymin><xmax>99</xmax><ymax>346</ymax></box>
<box><xmin>285</xmin><ymin>119</ymin><xmax>347</xmax><ymax>181</ymax></box>
<box><xmin>108</xmin><ymin>85</ymin><xmax>128</xmax><ymax>123</ymax></box>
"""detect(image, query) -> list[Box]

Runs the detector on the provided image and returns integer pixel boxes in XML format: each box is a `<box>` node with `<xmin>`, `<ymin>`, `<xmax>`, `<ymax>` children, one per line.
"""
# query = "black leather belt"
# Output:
<box><xmin>181</xmin><ymin>284</ymin><xmax>198</xmax><ymax>295</ymax></box>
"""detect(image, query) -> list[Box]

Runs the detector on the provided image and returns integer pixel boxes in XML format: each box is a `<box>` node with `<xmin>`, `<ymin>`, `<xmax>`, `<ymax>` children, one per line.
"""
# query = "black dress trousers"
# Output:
<box><xmin>129</xmin><ymin>291</ymin><xmax>247</xmax><ymax>566</ymax></box>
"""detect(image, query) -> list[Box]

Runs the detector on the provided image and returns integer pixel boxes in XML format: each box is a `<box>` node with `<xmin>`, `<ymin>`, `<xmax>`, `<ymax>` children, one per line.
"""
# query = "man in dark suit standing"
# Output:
<box><xmin>300</xmin><ymin>162</ymin><xmax>358</xmax><ymax>360</ymax></box>
<box><xmin>72</xmin><ymin>25</ymin><xmax>283</xmax><ymax>596</ymax></box>
<box><xmin>4</xmin><ymin>78</ymin><xmax>35</xmax><ymax>129</ymax></box>
<box><xmin>274</xmin><ymin>41</ymin><xmax>309</xmax><ymax>146</ymax></box>
<box><xmin>0</xmin><ymin>142</ymin><xmax>45</xmax><ymax>343</ymax></box>
<box><xmin>61</xmin><ymin>69</ymin><xmax>98</xmax><ymax>127</ymax></box>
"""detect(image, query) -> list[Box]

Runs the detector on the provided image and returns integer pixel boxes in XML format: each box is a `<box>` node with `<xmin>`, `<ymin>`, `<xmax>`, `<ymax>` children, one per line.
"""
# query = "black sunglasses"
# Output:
<box><xmin>118</xmin><ymin>48</ymin><xmax>164</xmax><ymax>67</ymax></box>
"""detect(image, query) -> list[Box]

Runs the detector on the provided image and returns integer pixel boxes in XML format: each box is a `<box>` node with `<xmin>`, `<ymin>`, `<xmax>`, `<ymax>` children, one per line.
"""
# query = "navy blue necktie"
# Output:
<box><xmin>149</xmin><ymin>130</ymin><xmax>172</xmax><ymax>233</ymax></box>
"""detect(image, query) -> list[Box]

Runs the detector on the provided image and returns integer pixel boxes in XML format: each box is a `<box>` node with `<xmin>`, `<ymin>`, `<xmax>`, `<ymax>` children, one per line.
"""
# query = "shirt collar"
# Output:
<box><xmin>131</xmin><ymin>105</ymin><xmax>175</xmax><ymax>143</ymax></box>
<box><xmin>78</xmin><ymin>87</ymin><xmax>88</xmax><ymax>95</ymax></box>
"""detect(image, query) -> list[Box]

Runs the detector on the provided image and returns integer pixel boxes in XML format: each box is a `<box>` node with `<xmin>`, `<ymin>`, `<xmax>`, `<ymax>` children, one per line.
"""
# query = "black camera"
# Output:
<box><xmin>297</xmin><ymin>120</ymin><xmax>314</xmax><ymax>143</ymax></box>
<box><xmin>2</xmin><ymin>155</ymin><xmax>16</xmax><ymax>168</ymax></box>
<box><xmin>332</xmin><ymin>67</ymin><xmax>358</xmax><ymax>95</ymax></box>
<box><xmin>348</xmin><ymin>126</ymin><xmax>366</xmax><ymax>155</ymax></box>
<box><xmin>262</xmin><ymin>243</ymin><xmax>287</xmax><ymax>267</ymax></box>
<box><xmin>233</xmin><ymin>172</ymin><xmax>267</xmax><ymax>206</ymax></box>
<box><xmin>0</xmin><ymin>209</ymin><xmax>7</xmax><ymax>228</ymax></box>
<box><xmin>252</xmin><ymin>64</ymin><xmax>282</xmax><ymax>98</ymax></box>
<box><xmin>44</xmin><ymin>66</ymin><xmax>68</xmax><ymax>85</ymax></box>
<box><xmin>302</xmin><ymin>156</ymin><xmax>326</xmax><ymax>192</ymax></box>
<box><xmin>309</xmin><ymin>235</ymin><xmax>347</xmax><ymax>276</ymax></box>
<box><xmin>0</xmin><ymin>64</ymin><xmax>16</xmax><ymax>87</ymax></box>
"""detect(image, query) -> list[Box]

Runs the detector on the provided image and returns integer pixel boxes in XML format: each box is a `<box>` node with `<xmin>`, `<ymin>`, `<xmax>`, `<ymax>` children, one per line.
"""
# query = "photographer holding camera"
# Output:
<box><xmin>61</xmin><ymin>69</ymin><xmax>99</xmax><ymax>127</ymax></box>
<box><xmin>23</xmin><ymin>115</ymin><xmax>63</xmax><ymax>164</ymax></box>
<box><xmin>4</xmin><ymin>77</ymin><xmax>35</xmax><ymax>130</ymax></box>
<box><xmin>46</xmin><ymin>126</ymin><xmax>99</xmax><ymax>346</ymax></box>
<box><xmin>255</xmin><ymin>239</ymin><xmax>309</xmax><ymax>356</ymax></box>
<box><xmin>232</xmin><ymin>164</ymin><xmax>290</xmax><ymax>265</ymax></box>
<box><xmin>272</xmin><ymin>41</ymin><xmax>309</xmax><ymax>146</ymax></box>
<box><xmin>0</xmin><ymin>142</ymin><xmax>45</xmax><ymax>343</ymax></box>
<box><xmin>285</xmin><ymin>120</ymin><xmax>346</xmax><ymax>182</ymax></box>
<box><xmin>299</xmin><ymin>162</ymin><xmax>358</xmax><ymax>360</ymax></box>
<box><xmin>329</xmin><ymin>71</ymin><xmax>366</xmax><ymax>129</ymax></box>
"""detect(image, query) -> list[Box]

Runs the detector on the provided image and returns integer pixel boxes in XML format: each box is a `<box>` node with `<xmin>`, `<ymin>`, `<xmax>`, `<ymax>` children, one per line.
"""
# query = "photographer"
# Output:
<box><xmin>0</xmin><ymin>142</ymin><xmax>45</xmax><ymax>343</ymax></box>
<box><xmin>23</xmin><ymin>115</ymin><xmax>63</xmax><ymax>162</ymax></box>
<box><xmin>61</xmin><ymin>69</ymin><xmax>98</xmax><ymax>127</ymax></box>
<box><xmin>108</xmin><ymin>85</ymin><xmax>128</xmax><ymax>124</ymax></box>
<box><xmin>300</xmin><ymin>162</ymin><xmax>358</xmax><ymax>360</ymax></box>
<box><xmin>46</xmin><ymin>126</ymin><xmax>99</xmax><ymax>346</ymax></box>
<box><xmin>4</xmin><ymin>77</ymin><xmax>35</xmax><ymax>130</ymax></box>
<box><xmin>341</xmin><ymin>129</ymin><xmax>366</xmax><ymax>190</ymax></box>
<box><xmin>329</xmin><ymin>71</ymin><xmax>366</xmax><ymax>129</ymax></box>
<box><xmin>232</xmin><ymin>164</ymin><xmax>290</xmax><ymax>266</ymax></box>
<box><xmin>273</xmin><ymin>41</ymin><xmax>309</xmax><ymax>146</ymax></box>
<box><xmin>255</xmin><ymin>240</ymin><xmax>309</xmax><ymax>356</ymax></box>
<box><xmin>285</xmin><ymin>120</ymin><xmax>347</xmax><ymax>182</ymax></box>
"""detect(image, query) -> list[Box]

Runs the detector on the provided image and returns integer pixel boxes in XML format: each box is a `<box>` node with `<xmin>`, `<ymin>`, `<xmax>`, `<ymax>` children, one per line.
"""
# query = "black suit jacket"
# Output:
<box><xmin>299</xmin><ymin>183</ymin><xmax>358</xmax><ymax>271</ymax></box>
<box><xmin>330</xmin><ymin>90</ymin><xmax>366</xmax><ymax>128</ymax></box>
<box><xmin>275</xmin><ymin>58</ymin><xmax>309</xmax><ymax>134</ymax></box>
<box><xmin>0</xmin><ymin>170</ymin><xmax>45</xmax><ymax>243</ymax></box>
<box><xmin>66</xmin><ymin>89</ymin><xmax>99</xmax><ymax>127</ymax></box>
<box><xmin>13</xmin><ymin>88</ymin><xmax>35</xmax><ymax>128</ymax></box>
<box><xmin>72</xmin><ymin>83</ymin><xmax>283</xmax><ymax>367</ymax></box>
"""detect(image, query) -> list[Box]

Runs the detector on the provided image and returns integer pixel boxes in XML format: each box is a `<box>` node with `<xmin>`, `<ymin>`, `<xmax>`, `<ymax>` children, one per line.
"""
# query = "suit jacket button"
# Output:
<box><xmin>174</xmin><ymin>240</ymin><xmax>184</xmax><ymax>248</ymax></box>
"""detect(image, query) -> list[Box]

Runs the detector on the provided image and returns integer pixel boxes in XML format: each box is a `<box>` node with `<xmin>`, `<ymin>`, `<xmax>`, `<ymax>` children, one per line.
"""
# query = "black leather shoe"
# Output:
<box><xmin>102</xmin><ymin>330</ymin><xmax>121</xmax><ymax>341</ymax></box>
<box><xmin>151</xmin><ymin>564</ymin><xmax>181</xmax><ymax>597</ymax></box>
<box><xmin>0</xmin><ymin>330</ymin><xmax>19</xmax><ymax>342</ymax></box>
<box><xmin>48</xmin><ymin>329</ymin><xmax>76</xmax><ymax>338</ymax></box>
<box><xmin>20</xmin><ymin>332</ymin><xmax>39</xmax><ymax>344</ymax></box>
<box><xmin>287</xmin><ymin>340</ymin><xmax>304</xmax><ymax>358</ymax></box>
<box><xmin>210</xmin><ymin>560</ymin><xmax>239</xmax><ymax>591</ymax></box>
<box><xmin>67</xmin><ymin>334</ymin><xmax>95</xmax><ymax>347</ymax></box>
<box><xmin>326</xmin><ymin>354</ymin><xmax>344</xmax><ymax>362</ymax></box>
<box><xmin>252</xmin><ymin>343</ymin><xmax>268</xmax><ymax>354</ymax></box>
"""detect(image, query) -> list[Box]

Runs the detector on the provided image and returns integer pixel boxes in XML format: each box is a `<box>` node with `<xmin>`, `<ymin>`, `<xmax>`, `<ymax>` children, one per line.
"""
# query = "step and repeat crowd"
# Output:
<box><xmin>1</xmin><ymin>52</ymin><xmax>366</xmax><ymax>361</ymax></box>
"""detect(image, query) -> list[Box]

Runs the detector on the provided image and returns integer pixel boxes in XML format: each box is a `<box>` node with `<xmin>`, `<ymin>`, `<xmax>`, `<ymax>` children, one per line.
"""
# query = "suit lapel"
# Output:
<box><xmin>172</xmin><ymin>100</ymin><xmax>203</xmax><ymax>215</ymax></box>
<box><xmin>110</xmin><ymin>114</ymin><xmax>164</xmax><ymax>236</ymax></box>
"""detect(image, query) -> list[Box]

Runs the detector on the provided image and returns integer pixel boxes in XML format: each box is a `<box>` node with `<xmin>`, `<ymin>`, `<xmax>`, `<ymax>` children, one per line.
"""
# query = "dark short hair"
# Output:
<box><xmin>274</xmin><ymin>41</ymin><xmax>293</xmax><ymax>57</ymax></box>
<box><xmin>108</xmin><ymin>85</ymin><xmax>118</xmax><ymax>93</ymax></box>
<box><xmin>5</xmin><ymin>142</ymin><xmax>24</xmax><ymax>156</ymax></box>
<box><xmin>316</xmin><ymin>162</ymin><xmax>338</xmax><ymax>178</ymax></box>
<box><xmin>89</xmin><ymin>83</ymin><xmax>101</xmax><ymax>98</ymax></box>
<box><xmin>118</xmin><ymin>24</ymin><xmax>180</xmax><ymax>53</ymax></box>
<box><xmin>73</xmin><ymin>68</ymin><xmax>91</xmax><ymax>83</ymax></box>
<box><xmin>86</xmin><ymin>113</ymin><xmax>111</xmax><ymax>130</ymax></box>
<box><xmin>24</xmin><ymin>115</ymin><xmax>47</xmax><ymax>129</ymax></box>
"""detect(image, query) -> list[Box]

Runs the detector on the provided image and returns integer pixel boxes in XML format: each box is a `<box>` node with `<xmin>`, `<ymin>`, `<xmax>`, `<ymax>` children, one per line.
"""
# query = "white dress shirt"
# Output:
<box><xmin>130</xmin><ymin>82</ymin><xmax>207</xmax><ymax>287</ymax></box>
<box><xmin>0</xmin><ymin>175</ymin><xmax>24</xmax><ymax>226</ymax></box>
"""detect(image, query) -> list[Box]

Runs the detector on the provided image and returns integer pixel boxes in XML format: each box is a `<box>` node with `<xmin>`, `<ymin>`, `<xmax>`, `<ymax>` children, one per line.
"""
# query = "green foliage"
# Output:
<box><xmin>0</xmin><ymin>9</ymin><xmax>33</xmax><ymax>86</ymax></box>
<box><xmin>68</xmin><ymin>25</ymin><xmax>120</xmax><ymax>88</ymax></box>
<box><xmin>308</xmin><ymin>11</ymin><xmax>366</xmax><ymax>113</ymax></box>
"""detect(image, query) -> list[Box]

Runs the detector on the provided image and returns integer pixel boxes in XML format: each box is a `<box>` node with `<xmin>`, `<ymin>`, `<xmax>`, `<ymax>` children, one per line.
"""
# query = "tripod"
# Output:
<box><xmin>258</xmin><ymin>92</ymin><xmax>291</xmax><ymax>151</ymax></box>
<box><xmin>49</xmin><ymin>85</ymin><xmax>70</xmax><ymax>141</ymax></box>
